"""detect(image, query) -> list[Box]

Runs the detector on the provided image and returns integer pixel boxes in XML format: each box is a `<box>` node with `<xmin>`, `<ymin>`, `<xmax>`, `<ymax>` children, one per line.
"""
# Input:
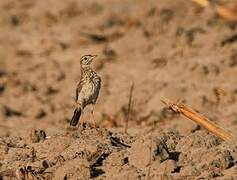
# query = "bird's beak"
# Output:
<box><xmin>92</xmin><ymin>55</ymin><xmax>98</xmax><ymax>59</ymax></box>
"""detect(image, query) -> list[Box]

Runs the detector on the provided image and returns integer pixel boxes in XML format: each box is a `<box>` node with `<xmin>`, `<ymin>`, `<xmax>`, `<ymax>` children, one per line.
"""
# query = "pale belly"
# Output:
<box><xmin>77</xmin><ymin>82</ymin><xmax>98</xmax><ymax>107</ymax></box>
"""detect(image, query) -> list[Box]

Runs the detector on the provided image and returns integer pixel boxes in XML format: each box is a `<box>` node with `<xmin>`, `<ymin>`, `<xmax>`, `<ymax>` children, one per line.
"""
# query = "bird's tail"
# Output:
<box><xmin>70</xmin><ymin>107</ymin><xmax>82</xmax><ymax>126</ymax></box>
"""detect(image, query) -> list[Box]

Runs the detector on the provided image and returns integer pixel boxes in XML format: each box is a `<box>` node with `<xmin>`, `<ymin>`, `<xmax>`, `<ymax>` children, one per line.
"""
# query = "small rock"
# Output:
<box><xmin>128</xmin><ymin>139</ymin><xmax>151</xmax><ymax>169</ymax></box>
<box><xmin>159</xmin><ymin>159</ymin><xmax>177</xmax><ymax>173</ymax></box>
<box><xmin>35</xmin><ymin>109</ymin><xmax>46</xmax><ymax>119</ymax></box>
<box><xmin>153</xmin><ymin>138</ymin><xmax>170</xmax><ymax>162</ymax></box>
<box><xmin>30</xmin><ymin>129</ymin><xmax>47</xmax><ymax>143</ymax></box>
<box><xmin>54</xmin><ymin>159</ymin><xmax>90</xmax><ymax>180</ymax></box>
<box><xmin>2</xmin><ymin>106</ymin><xmax>22</xmax><ymax>117</ymax></box>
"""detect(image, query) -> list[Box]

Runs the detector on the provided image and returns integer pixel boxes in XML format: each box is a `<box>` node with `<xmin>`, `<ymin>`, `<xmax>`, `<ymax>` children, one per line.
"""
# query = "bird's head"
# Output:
<box><xmin>80</xmin><ymin>54</ymin><xmax>97</xmax><ymax>67</ymax></box>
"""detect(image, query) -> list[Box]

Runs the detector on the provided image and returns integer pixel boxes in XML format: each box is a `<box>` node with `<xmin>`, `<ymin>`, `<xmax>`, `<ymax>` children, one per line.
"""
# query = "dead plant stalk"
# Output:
<box><xmin>162</xmin><ymin>99</ymin><xmax>236</xmax><ymax>143</ymax></box>
<box><xmin>192</xmin><ymin>0</ymin><xmax>237</xmax><ymax>22</ymax></box>
<box><xmin>125</xmin><ymin>82</ymin><xmax>134</xmax><ymax>134</ymax></box>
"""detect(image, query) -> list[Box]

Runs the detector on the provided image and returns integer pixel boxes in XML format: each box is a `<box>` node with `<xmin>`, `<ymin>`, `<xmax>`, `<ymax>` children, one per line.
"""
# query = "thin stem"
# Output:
<box><xmin>125</xmin><ymin>82</ymin><xmax>134</xmax><ymax>134</ymax></box>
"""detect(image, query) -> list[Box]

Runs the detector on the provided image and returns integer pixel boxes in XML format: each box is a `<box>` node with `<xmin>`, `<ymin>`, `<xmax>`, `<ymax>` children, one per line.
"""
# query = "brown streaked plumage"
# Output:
<box><xmin>70</xmin><ymin>54</ymin><xmax>101</xmax><ymax>127</ymax></box>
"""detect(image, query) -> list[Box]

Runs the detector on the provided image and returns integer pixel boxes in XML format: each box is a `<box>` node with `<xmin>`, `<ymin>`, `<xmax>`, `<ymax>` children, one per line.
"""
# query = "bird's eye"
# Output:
<box><xmin>84</xmin><ymin>57</ymin><xmax>88</xmax><ymax>60</ymax></box>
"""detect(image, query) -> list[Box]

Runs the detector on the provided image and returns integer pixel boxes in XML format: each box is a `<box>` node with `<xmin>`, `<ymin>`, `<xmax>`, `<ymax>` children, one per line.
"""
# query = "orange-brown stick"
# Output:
<box><xmin>191</xmin><ymin>0</ymin><xmax>210</xmax><ymax>7</ymax></box>
<box><xmin>192</xmin><ymin>0</ymin><xmax>237</xmax><ymax>22</ymax></box>
<box><xmin>162</xmin><ymin>99</ymin><xmax>236</xmax><ymax>142</ymax></box>
<box><xmin>215</xmin><ymin>4</ymin><xmax>237</xmax><ymax>22</ymax></box>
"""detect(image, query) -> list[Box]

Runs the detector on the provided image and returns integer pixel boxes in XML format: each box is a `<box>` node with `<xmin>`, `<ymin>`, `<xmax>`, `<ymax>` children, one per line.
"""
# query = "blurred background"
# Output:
<box><xmin>0</xmin><ymin>0</ymin><xmax>237</xmax><ymax>135</ymax></box>
<box><xmin>1</xmin><ymin>0</ymin><xmax>237</xmax><ymax>179</ymax></box>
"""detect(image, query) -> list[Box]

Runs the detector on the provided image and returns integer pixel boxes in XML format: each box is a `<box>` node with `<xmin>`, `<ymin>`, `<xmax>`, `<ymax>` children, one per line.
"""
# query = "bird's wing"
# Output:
<box><xmin>93</xmin><ymin>76</ymin><xmax>101</xmax><ymax>103</ymax></box>
<box><xmin>97</xmin><ymin>76</ymin><xmax>101</xmax><ymax>91</ymax></box>
<box><xmin>75</xmin><ymin>81</ymin><xmax>83</xmax><ymax>102</ymax></box>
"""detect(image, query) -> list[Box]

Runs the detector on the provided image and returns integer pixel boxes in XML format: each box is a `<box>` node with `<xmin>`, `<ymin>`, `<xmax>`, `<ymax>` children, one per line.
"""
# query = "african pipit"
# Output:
<box><xmin>70</xmin><ymin>55</ymin><xmax>101</xmax><ymax>127</ymax></box>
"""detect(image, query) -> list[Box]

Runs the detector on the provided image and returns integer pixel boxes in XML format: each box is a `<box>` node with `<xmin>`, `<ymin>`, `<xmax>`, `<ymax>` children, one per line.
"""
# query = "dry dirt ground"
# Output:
<box><xmin>0</xmin><ymin>0</ymin><xmax>237</xmax><ymax>179</ymax></box>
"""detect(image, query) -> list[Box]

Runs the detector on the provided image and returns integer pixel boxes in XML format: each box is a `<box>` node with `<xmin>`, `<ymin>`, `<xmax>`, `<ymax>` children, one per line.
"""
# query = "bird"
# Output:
<box><xmin>70</xmin><ymin>54</ymin><xmax>101</xmax><ymax>127</ymax></box>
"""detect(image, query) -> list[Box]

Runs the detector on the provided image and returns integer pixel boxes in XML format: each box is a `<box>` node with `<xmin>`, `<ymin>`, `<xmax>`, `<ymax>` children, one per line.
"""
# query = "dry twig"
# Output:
<box><xmin>215</xmin><ymin>3</ymin><xmax>237</xmax><ymax>22</ymax></box>
<box><xmin>191</xmin><ymin>0</ymin><xmax>237</xmax><ymax>22</ymax></box>
<box><xmin>161</xmin><ymin>99</ymin><xmax>236</xmax><ymax>143</ymax></box>
<box><xmin>125</xmin><ymin>82</ymin><xmax>134</xmax><ymax>134</ymax></box>
<box><xmin>192</xmin><ymin>0</ymin><xmax>210</xmax><ymax>7</ymax></box>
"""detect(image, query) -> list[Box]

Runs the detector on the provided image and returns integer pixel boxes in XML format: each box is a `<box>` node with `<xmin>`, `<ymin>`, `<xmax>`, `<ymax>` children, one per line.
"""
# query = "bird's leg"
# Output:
<box><xmin>91</xmin><ymin>105</ymin><xmax>96</xmax><ymax>128</ymax></box>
